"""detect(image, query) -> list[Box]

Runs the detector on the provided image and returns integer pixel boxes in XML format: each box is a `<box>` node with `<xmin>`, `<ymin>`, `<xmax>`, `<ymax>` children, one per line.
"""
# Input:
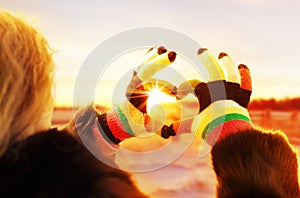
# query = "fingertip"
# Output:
<box><xmin>218</xmin><ymin>52</ymin><xmax>228</xmax><ymax>59</ymax></box>
<box><xmin>168</xmin><ymin>51</ymin><xmax>176</xmax><ymax>62</ymax></box>
<box><xmin>158</xmin><ymin>46</ymin><xmax>167</xmax><ymax>55</ymax></box>
<box><xmin>197</xmin><ymin>48</ymin><xmax>208</xmax><ymax>55</ymax></box>
<box><xmin>238</xmin><ymin>64</ymin><xmax>250</xmax><ymax>71</ymax></box>
<box><xmin>238</xmin><ymin>64</ymin><xmax>252</xmax><ymax>91</ymax></box>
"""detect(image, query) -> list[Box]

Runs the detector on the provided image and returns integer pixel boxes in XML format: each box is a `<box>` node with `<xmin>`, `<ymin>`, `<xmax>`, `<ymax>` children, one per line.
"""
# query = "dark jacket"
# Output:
<box><xmin>0</xmin><ymin>129</ymin><xmax>146</xmax><ymax>198</ymax></box>
<box><xmin>211</xmin><ymin>128</ymin><xmax>300</xmax><ymax>198</ymax></box>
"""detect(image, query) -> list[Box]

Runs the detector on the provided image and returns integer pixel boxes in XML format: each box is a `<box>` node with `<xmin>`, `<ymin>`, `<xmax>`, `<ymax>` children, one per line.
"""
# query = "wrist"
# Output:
<box><xmin>101</xmin><ymin>100</ymin><xmax>147</xmax><ymax>142</ymax></box>
<box><xmin>191</xmin><ymin>100</ymin><xmax>252</xmax><ymax>145</ymax></box>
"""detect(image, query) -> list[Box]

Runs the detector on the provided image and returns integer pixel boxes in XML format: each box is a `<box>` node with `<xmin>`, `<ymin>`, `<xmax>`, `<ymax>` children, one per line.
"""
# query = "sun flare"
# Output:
<box><xmin>146</xmin><ymin>87</ymin><xmax>176</xmax><ymax>111</ymax></box>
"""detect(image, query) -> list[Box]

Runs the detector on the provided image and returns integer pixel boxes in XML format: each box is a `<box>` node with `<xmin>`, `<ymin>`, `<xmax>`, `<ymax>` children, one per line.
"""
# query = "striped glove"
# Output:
<box><xmin>161</xmin><ymin>48</ymin><xmax>252</xmax><ymax>146</ymax></box>
<box><xmin>97</xmin><ymin>46</ymin><xmax>177</xmax><ymax>144</ymax></box>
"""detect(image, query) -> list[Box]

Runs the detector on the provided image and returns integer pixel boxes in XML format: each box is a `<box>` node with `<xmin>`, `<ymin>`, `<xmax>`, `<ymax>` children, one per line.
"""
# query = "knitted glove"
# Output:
<box><xmin>97</xmin><ymin>46</ymin><xmax>177</xmax><ymax>144</ymax></box>
<box><xmin>161</xmin><ymin>48</ymin><xmax>252</xmax><ymax>146</ymax></box>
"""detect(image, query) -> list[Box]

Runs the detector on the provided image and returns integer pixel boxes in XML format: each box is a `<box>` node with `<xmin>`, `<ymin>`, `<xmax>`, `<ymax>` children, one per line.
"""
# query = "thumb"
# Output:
<box><xmin>238</xmin><ymin>64</ymin><xmax>252</xmax><ymax>91</ymax></box>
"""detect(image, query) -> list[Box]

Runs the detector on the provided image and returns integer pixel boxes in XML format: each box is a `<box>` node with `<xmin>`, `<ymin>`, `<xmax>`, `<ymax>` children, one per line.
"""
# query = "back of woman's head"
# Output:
<box><xmin>0</xmin><ymin>11</ymin><xmax>54</xmax><ymax>156</ymax></box>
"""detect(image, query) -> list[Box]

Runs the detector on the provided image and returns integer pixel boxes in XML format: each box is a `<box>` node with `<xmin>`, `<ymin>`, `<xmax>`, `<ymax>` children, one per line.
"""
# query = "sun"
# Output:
<box><xmin>146</xmin><ymin>87</ymin><xmax>176</xmax><ymax>112</ymax></box>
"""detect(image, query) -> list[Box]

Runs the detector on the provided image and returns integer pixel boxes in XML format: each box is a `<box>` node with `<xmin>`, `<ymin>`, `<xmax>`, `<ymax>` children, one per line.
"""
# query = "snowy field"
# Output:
<box><xmin>52</xmin><ymin>108</ymin><xmax>300</xmax><ymax>197</ymax></box>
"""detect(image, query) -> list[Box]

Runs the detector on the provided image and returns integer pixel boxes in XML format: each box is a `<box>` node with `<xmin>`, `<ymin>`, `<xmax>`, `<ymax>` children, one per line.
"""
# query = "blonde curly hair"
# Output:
<box><xmin>0</xmin><ymin>11</ymin><xmax>54</xmax><ymax>156</ymax></box>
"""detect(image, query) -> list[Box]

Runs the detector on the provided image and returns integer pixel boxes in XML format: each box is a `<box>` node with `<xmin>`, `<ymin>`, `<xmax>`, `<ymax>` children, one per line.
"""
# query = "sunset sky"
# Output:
<box><xmin>2</xmin><ymin>0</ymin><xmax>300</xmax><ymax>107</ymax></box>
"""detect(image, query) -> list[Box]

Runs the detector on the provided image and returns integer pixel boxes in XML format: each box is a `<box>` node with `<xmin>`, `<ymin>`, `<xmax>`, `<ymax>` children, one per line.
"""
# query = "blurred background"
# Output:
<box><xmin>2</xmin><ymin>0</ymin><xmax>300</xmax><ymax>106</ymax></box>
<box><xmin>2</xmin><ymin>0</ymin><xmax>300</xmax><ymax>197</ymax></box>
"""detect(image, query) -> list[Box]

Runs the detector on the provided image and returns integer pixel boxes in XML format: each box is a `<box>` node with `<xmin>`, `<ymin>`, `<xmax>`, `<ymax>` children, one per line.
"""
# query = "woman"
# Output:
<box><xmin>0</xmin><ymin>11</ymin><xmax>146</xmax><ymax>197</ymax></box>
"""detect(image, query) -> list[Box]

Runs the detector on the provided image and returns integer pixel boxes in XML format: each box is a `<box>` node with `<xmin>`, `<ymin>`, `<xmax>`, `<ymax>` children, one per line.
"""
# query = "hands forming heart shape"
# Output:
<box><xmin>98</xmin><ymin>46</ymin><xmax>253</xmax><ymax>146</ymax></box>
<box><xmin>69</xmin><ymin>45</ymin><xmax>299</xmax><ymax>196</ymax></box>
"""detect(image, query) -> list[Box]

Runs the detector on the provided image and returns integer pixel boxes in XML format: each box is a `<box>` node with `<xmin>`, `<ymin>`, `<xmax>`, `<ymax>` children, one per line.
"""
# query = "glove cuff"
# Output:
<box><xmin>192</xmin><ymin>100</ymin><xmax>252</xmax><ymax>145</ymax></box>
<box><xmin>101</xmin><ymin>101</ymin><xmax>146</xmax><ymax>141</ymax></box>
<box><xmin>68</xmin><ymin>105</ymin><xmax>118</xmax><ymax>161</ymax></box>
<box><xmin>205</xmin><ymin>119</ymin><xmax>252</xmax><ymax>145</ymax></box>
<box><xmin>98</xmin><ymin>111</ymin><xmax>127</xmax><ymax>144</ymax></box>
